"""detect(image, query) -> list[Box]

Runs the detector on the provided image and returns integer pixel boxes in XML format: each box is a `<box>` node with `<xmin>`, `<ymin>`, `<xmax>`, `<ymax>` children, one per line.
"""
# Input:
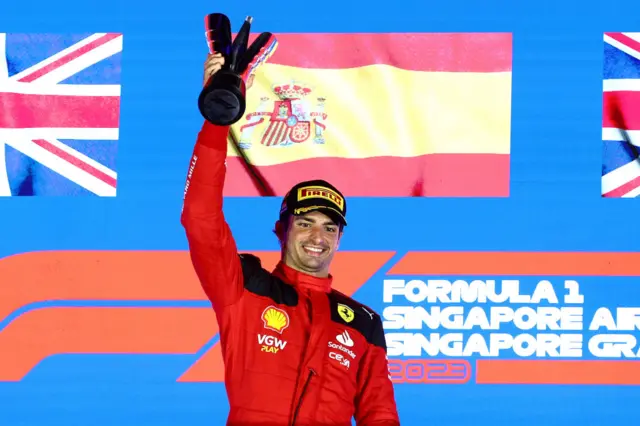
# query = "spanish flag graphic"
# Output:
<box><xmin>226</xmin><ymin>33</ymin><xmax>512</xmax><ymax>197</ymax></box>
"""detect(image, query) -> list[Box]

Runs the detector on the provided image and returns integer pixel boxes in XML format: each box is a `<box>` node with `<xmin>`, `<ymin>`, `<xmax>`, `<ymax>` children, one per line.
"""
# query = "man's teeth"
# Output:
<box><xmin>304</xmin><ymin>246</ymin><xmax>323</xmax><ymax>253</ymax></box>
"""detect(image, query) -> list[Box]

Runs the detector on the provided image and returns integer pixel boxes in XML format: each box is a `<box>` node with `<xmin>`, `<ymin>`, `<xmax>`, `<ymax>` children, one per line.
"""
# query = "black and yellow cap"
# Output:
<box><xmin>279</xmin><ymin>179</ymin><xmax>347</xmax><ymax>226</ymax></box>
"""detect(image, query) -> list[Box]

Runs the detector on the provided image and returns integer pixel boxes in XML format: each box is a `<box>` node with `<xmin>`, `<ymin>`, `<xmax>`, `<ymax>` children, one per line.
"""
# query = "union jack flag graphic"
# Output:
<box><xmin>0</xmin><ymin>33</ymin><xmax>122</xmax><ymax>196</ymax></box>
<box><xmin>602</xmin><ymin>32</ymin><xmax>640</xmax><ymax>197</ymax></box>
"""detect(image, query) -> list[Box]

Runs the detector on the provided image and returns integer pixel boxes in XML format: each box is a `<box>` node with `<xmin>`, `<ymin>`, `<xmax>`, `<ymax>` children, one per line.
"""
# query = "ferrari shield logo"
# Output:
<box><xmin>237</xmin><ymin>81</ymin><xmax>328</xmax><ymax>149</ymax></box>
<box><xmin>337</xmin><ymin>303</ymin><xmax>355</xmax><ymax>323</ymax></box>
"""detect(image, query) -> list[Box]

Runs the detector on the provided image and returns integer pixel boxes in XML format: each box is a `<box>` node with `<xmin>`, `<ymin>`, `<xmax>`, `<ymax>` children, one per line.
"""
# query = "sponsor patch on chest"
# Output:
<box><xmin>328</xmin><ymin>329</ymin><xmax>358</xmax><ymax>370</ymax></box>
<box><xmin>261</xmin><ymin>305</ymin><xmax>290</xmax><ymax>333</ymax></box>
<box><xmin>258</xmin><ymin>334</ymin><xmax>287</xmax><ymax>353</ymax></box>
<box><xmin>257</xmin><ymin>305</ymin><xmax>291</xmax><ymax>354</ymax></box>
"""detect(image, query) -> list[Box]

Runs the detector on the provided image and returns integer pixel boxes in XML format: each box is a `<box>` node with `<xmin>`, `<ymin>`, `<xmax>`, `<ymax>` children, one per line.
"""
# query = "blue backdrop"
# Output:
<box><xmin>1</xmin><ymin>1</ymin><xmax>640</xmax><ymax>425</ymax></box>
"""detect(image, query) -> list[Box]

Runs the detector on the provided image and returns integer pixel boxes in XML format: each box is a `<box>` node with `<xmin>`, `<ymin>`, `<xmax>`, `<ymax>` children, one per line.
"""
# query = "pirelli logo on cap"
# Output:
<box><xmin>297</xmin><ymin>186</ymin><xmax>344</xmax><ymax>210</ymax></box>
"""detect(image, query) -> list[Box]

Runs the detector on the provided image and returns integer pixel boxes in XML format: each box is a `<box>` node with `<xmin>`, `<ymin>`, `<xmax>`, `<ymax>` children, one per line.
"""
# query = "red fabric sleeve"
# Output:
<box><xmin>180</xmin><ymin>121</ymin><xmax>244</xmax><ymax>309</ymax></box>
<box><xmin>354</xmin><ymin>317</ymin><xmax>401</xmax><ymax>426</ymax></box>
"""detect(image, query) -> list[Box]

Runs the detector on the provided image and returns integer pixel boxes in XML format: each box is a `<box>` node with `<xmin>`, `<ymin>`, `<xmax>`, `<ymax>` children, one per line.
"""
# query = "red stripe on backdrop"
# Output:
<box><xmin>603</xmin><ymin>174</ymin><xmax>640</xmax><ymax>197</ymax></box>
<box><xmin>246</xmin><ymin>33</ymin><xmax>512</xmax><ymax>72</ymax></box>
<box><xmin>0</xmin><ymin>92</ymin><xmax>120</xmax><ymax>128</ymax></box>
<box><xmin>476</xmin><ymin>360</ymin><xmax>640</xmax><ymax>385</ymax></box>
<box><xmin>387</xmin><ymin>252</ymin><xmax>640</xmax><ymax>276</ymax></box>
<box><xmin>603</xmin><ymin>91</ymin><xmax>640</xmax><ymax>130</ymax></box>
<box><xmin>605</xmin><ymin>32</ymin><xmax>640</xmax><ymax>57</ymax></box>
<box><xmin>223</xmin><ymin>154</ymin><xmax>509</xmax><ymax>197</ymax></box>
<box><xmin>32</xmin><ymin>139</ymin><xmax>117</xmax><ymax>187</ymax></box>
<box><xmin>17</xmin><ymin>33</ymin><xmax>122</xmax><ymax>82</ymax></box>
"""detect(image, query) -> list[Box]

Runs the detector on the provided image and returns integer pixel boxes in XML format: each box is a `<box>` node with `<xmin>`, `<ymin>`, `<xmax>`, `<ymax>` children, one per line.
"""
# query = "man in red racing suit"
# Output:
<box><xmin>181</xmin><ymin>53</ymin><xmax>400</xmax><ymax>426</ymax></box>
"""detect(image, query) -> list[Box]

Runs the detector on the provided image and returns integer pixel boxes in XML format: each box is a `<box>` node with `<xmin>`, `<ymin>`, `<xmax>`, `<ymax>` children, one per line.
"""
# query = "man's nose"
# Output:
<box><xmin>309</xmin><ymin>227</ymin><xmax>324</xmax><ymax>243</ymax></box>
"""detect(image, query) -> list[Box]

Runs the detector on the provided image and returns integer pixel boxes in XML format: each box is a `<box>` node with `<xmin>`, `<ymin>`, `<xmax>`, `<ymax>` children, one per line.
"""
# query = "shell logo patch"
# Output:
<box><xmin>262</xmin><ymin>305</ymin><xmax>290</xmax><ymax>334</ymax></box>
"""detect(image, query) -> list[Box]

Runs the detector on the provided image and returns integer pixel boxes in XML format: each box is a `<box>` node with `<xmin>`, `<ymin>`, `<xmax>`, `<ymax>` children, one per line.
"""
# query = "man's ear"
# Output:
<box><xmin>335</xmin><ymin>230</ymin><xmax>344</xmax><ymax>250</ymax></box>
<box><xmin>274</xmin><ymin>220</ymin><xmax>286</xmax><ymax>244</ymax></box>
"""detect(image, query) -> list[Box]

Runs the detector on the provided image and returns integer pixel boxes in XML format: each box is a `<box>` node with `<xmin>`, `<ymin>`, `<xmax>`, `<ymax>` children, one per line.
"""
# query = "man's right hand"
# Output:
<box><xmin>203</xmin><ymin>53</ymin><xmax>225</xmax><ymax>86</ymax></box>
<box><xmin>203</xmin><ymin>53</ymin><xmax>255</xmax><ymax>89</ymax></box>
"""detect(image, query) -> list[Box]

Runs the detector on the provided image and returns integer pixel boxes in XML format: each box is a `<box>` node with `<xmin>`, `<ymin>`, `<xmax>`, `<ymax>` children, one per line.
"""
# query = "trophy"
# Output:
<box><xmin>198</xmin><ymin>13</ymin><xmax>278</xmax><ymax>126</ymax></box>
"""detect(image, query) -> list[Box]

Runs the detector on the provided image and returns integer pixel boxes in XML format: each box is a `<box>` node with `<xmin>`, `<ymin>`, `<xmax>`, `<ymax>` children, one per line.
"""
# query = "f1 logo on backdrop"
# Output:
<box><xmin>2</xmin><ymin>251</ymin><xmax>640</xmax><ymax>385</ymax></box>
<box><xmin>0</xmin><ymin>251</ymin><xmax>394</xmax><ymax>382</ymax></box>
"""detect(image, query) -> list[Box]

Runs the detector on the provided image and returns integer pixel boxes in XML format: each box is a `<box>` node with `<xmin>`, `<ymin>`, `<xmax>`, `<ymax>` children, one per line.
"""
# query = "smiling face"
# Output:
<box><xmin>276</xmin><ymin>210</ymin><xmax>343</xmax><ymax>277</ymax></box>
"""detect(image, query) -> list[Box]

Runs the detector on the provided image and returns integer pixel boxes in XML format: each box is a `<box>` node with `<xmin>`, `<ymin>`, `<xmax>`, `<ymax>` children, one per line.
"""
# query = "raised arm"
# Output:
<box><xmin>180</xmin><ymin>54</ymin><xmax>244</xmax><ymax>310</ymax></box>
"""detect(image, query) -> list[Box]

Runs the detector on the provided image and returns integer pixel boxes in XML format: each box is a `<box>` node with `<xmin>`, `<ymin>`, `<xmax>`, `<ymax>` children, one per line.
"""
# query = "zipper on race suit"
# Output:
<box><xmin>291</xmin><ymin>368</ymin><xmax>316</xmax><ymax>426</ymax></box>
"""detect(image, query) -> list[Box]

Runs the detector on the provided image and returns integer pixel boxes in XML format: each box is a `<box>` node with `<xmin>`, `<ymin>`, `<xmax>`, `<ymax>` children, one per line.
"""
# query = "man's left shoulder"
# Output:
<box><xmin>328</xmin><ymin>289</ymin><xmax>386</xmax><ymax>348</ymax></box>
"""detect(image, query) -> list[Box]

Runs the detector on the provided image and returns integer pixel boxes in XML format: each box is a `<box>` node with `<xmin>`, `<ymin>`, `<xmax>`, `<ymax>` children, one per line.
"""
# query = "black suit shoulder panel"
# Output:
<box><xmin>238</xmin><ymin>254</ymin><xmax>298</xmax><ymax>306</ymax></box>
<box><xmin>328</xmin><ymin>289</ymin><xmax>386</xmax><ymax>349</ymax></box>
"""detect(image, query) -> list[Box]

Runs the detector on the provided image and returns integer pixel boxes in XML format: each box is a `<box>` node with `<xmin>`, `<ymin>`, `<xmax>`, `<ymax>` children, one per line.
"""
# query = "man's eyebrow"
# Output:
<box><xmin>296</xmin><ymin>216</ymin><xmax>316</xmax><ymax>223</ymax></box>
<box><xmin>295</xmin><ymin>216</ymin><xmax>337</xmax><ymax>226</ymax></box>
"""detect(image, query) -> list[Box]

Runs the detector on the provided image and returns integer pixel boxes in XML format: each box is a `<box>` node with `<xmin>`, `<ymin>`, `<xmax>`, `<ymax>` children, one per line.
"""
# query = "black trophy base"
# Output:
<box><xmin>198</xmin><ymin>71</ymin><xmax>247</xmax><ymax>126</ymax></box>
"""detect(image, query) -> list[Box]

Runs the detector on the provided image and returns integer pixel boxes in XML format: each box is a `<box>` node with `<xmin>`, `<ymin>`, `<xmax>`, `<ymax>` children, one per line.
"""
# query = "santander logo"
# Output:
<box><xmin>336</xmin><ymin>330</ymin><xmax>354</xmax><ymax>347</ymax></box>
